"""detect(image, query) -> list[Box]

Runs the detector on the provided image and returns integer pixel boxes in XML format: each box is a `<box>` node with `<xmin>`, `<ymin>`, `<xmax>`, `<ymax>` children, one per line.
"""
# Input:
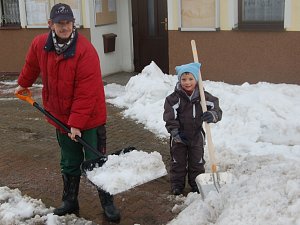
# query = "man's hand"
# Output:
<box><xmin>68</xmin><ymin>127</ymin><xmax>81</xmax><ymax>142</ymax></box>
<box><xmin>14</xmin><ymin>85</ymin><xmax>26</xmax><ymax>95</ymax></box>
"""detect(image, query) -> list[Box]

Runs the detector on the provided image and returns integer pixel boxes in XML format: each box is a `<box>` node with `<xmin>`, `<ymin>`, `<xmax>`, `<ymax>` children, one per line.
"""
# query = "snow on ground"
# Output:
<box><xmin>1</xmin><ymin>61</ymin><xmax>300</xmax><ymax>224</ymax></box>
<box><xmin>0</xmin><ymin>186</ymin><xmax>94</xmax><ymax>225</ymax></box>
<box><xmin>104</xmin><ymin>62</ymin><xmax>300</xmax><ymax>225</ymax></box>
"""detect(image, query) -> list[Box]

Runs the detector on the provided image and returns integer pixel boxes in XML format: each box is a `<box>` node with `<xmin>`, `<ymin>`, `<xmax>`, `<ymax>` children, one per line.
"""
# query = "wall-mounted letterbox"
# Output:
<box><xmin>102</xmin><ymin>33</ymin><xmax>117</xmax><ymax>53</ymax></box>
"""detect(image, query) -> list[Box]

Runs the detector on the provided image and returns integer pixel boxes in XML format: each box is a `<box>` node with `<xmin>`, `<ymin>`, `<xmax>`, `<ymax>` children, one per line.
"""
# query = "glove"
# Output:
<box><xmin>202</xmin><ymin>111</ymin><xmax>218</xmax><ymax>123</ymax></box>
<box><xmin>171</xmin><ymin>129</ymin><xmax>188</xmax><ymax>145</ymax></box>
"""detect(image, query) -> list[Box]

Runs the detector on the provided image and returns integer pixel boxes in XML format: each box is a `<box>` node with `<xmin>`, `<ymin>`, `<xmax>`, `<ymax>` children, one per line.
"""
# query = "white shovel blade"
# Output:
<box><xmin>195</xmin><ymin>172</ymin><xmax>233</xmax><ymax>198</ymax></box>
<box><xmin>86</xmin><ymin>150</ymin><xmax>167</xmax><ymax>195</ymax></box>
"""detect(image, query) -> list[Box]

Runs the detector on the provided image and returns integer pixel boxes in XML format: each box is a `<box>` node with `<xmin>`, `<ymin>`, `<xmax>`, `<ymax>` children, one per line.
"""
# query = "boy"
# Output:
<box><xmin>163</xmin><ymin>62</ymin><xmax>222</xmax><ymax>195</ymax></box>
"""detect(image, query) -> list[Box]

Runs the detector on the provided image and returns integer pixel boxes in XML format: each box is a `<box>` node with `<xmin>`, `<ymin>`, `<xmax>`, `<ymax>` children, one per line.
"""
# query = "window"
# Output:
<box><xmin>147</xmin><ymin>0</ymin><xmax>155</xmax><ymax>36</ymax></box>
<box><xmin>25</xmin><ymin>0</ymin><xmax>82</xmax><ymax>28</ymax></box>
<box><xmin>179</xmin><ymin>0</ymin><xmax>220</xmax><ymax>31</ymax></box>
<box><xmin>238</xmin><ymin>0</ymin><xmax>285</xmax><ymax>30</ymax></box>
<box><xmin>25</xmin><ymin>0</ymin><xmax>50</xmax><ymax>27</ymax></box>
<box><xmin>0</xmin><ymin>0</ymin><xmax>21</xmax><ymax>28</ymax></box>
<box><xmin>94</xmin><ymin>0</ymin><xmax>117</xmax><ymax>26</ymax></box>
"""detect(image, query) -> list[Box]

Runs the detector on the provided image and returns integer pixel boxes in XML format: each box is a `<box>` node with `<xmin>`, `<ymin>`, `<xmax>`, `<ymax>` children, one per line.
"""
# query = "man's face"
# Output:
<box><xmin>48</xmin><ymin>20</ymin><xmax>73</xmax><ymax>40</ymax></box>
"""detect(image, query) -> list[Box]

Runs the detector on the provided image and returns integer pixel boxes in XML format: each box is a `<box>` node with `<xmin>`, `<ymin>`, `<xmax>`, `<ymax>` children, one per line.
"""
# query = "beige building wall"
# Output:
<box><xmin>168</xmin><ymin>0</ymin><xmax>300</xmax><ymax>31</ymax></box>
<box><xmin>167</xmin><ymin>0</ymin><xmax>178</xmax><ymax>30</ymax></box>
<box><xmin>289</xmin><ymin>0</ymin><xmax>300</xmax><ymax>31</ymax></box>
<box><xmin>167</xmin><ymin>0</ymin><xmax>300</xmax><ymax>84</ymax></box>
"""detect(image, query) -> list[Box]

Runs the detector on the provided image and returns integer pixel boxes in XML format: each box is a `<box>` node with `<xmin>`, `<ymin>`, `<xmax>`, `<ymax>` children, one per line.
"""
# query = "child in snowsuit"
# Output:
<box><xmin>163</xmin><ymin>62</ymin><xmax>222</xmax><ymax>195</ymax></box>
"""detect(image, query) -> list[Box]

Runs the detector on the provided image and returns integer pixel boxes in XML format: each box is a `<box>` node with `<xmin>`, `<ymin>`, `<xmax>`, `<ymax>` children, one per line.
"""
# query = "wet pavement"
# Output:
<box><xmin>0</xmin><ymin>72</ymin><xmax>181</xmax><ymax>225</ymax></box>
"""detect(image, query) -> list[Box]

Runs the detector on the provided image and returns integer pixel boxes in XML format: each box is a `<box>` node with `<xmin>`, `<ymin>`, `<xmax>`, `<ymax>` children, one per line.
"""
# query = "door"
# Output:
<box><xmin>131</xmin><ymin>0</ymin><xmax>169</xmax><ymax>73</ymax></box>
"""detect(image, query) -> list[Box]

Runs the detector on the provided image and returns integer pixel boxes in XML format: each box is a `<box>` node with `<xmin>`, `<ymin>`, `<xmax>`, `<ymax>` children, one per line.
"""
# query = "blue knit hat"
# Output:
<box><xmin>175</xmin><ymin>62</ymin><xmax>201</xmax><ymax>81</ymax></box>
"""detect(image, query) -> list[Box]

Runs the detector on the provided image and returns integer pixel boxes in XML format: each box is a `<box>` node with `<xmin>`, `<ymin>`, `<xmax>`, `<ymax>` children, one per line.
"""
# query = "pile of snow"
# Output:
<box><xmin>168</xmin><ymin>154</ymin><xmax>300</xmax><ymax>225</ymax></box>
<box><xmin>0</xmin><ymin>186</ymin><xmax>93</xmax><ymax>225</ymax></box>
<box><xmin>104</xmin><ymin>62</ymin><xmax>300</xmax><ymax>225</ymax></box>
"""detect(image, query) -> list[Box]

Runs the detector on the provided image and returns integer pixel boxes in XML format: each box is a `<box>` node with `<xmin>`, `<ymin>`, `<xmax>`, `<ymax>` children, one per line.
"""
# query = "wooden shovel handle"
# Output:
<box><xmin>191</xmin><ymin>40</ymin><xmax>217</xmax><ymax>173</ymax></box>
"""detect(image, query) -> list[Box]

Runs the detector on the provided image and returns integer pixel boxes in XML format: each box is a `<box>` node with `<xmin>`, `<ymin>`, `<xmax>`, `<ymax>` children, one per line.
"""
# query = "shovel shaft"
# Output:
<box><xmin>191</xmin><ymin>40</ymin><xmax>217</xmax><ymax>172</ymax></box>
<box><xmin>33</xmin><ymin>102</ymin><xmax>104</xmax><ymax>158</ymax></box>
<box><xmin>16</xmin><ymin>89</ymin><xmax>105</xmax><ymax>158</ymax></box>
<box><xmin>204</xmin><ymin>122</ymin><xmax>217</xmax><ymax>172</ymax></box>
<box><xmin>33</xmin><ymin>102</ymin><xmax>70</xmax><ymax>133</ymax></box>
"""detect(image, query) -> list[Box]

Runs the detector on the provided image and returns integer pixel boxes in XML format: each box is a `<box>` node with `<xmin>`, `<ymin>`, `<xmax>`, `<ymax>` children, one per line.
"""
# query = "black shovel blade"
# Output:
<box><xmin>81</xmin><ymin>156</ymin><xmax>108</xmax><ymax>172</ymax></box>
<box><xmin>110</xmin><ymin>146</ymin><xmax>136</xmax><ymax>155</ymax></box>
<box><xmin>81</xmin><ymin>146</ymin><xmax>136</xmax><ymax>173</ymax></box>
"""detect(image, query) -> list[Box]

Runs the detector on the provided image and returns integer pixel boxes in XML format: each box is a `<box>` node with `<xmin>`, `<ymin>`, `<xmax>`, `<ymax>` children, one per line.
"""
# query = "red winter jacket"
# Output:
<box><xmin>18</xmin><ymin>31</ymin><xmax>107</xmax><ymax>131</ymax></box>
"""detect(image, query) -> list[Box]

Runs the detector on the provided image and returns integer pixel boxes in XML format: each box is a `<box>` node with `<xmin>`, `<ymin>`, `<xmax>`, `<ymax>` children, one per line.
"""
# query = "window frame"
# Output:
<box><xmin>24</xmin><ymin>0</ymin><xmax>50</xmax><ymax>28</ymax></box>
<box><xmin>238</xmin><ymin>0</ymin><xmax>285</xmax><ymax>30</ymax></box>
<box><xmin>0</xmin><ymin>0</ymin><xmax>21</xmax><ymax>29</ymax></box>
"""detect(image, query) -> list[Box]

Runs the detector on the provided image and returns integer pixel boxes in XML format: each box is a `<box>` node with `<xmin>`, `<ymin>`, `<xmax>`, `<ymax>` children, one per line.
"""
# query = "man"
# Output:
<box><xmin>14</xmin><ymin>3</ymin><xmax>120</xmax><ymax>222</ymax></box>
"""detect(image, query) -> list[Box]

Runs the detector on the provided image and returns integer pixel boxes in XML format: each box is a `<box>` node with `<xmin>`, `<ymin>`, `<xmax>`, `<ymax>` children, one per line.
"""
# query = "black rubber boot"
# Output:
<box><xmin>98</xmin><ymin>189</ymin><xmax>121</xmax><ymax>222</ymax></box>
<box><xmin>53</xmin><ymin>174</ymin><xmax>80</xmax><ymax>216</ymax></box>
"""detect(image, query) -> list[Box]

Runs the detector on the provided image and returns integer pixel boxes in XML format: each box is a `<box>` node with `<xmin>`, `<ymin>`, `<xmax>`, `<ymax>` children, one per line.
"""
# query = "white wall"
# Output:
<box><xmin>167</xmin><ymin>0</ymin><xmax>179</xmax><ymax>30</ymax></box>
<box><xmin>88</xmin><ymin>0</ymin><xmax>134</xmax><ymax>76</ymax></box>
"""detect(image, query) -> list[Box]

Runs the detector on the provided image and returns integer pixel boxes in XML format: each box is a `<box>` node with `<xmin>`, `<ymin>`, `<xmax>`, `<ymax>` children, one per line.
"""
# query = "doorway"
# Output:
<box><xmin>131</xmin><ymin>0</ymin><xmax>169</xmax><ymax>73</ymax></box>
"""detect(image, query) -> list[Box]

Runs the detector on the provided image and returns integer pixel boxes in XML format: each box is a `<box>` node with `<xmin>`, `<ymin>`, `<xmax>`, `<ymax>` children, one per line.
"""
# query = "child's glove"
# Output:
<box><xmin>202</xmin><ymin>111</ymin><xmax>218</xmax><ymax>123</ymax></box>
<box><xmin>171</xmin><ymin>129</ymin><xmax>188</xmax><ymax>145</ymax></box>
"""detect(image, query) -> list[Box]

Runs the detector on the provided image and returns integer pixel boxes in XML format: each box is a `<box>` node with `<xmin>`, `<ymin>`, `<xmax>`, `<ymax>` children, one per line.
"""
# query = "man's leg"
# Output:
<box><xmin>84</xmin><ymin>125</ymin><xmax>121</xmax><ymax>222</ymax></box>
<box><xmin>53</xmin><ymin>129</ymin><xmax>84</xmax><ymax>216</ymax></box>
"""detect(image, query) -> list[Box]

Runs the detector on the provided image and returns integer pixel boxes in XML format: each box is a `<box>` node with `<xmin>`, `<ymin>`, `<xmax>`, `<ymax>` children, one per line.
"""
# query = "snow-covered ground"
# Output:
<box><xmin>1</xmin><ymin>61</ymin><xmax>300</xmax><ymax>224</ymax></box>
<box><xmin>0</xmin><ymin>187</ymin><xmax>94</xmax><ymax>225</ymax></box>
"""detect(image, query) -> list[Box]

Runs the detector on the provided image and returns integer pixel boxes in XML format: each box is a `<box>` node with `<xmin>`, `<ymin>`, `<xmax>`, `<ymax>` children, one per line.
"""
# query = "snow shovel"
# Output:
<box><xmin>15</xmin><ymin>88</ymin><xmax>167</xmax><ymax>194</ymax></box>
<box><xmin>191</xmin><ymin>40</ymin><xmax>233</xmax><ymax>199</ymax></box>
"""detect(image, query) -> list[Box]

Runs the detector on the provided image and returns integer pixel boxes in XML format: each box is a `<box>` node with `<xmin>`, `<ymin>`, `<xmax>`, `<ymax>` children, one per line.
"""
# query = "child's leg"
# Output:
<box><xmin>169</xmin><ymin>140</ymin><xmax>188</xmax><ymax>192</ymax></box>
<box><xmin>187</xmin><ymin>145</ymin><xmax>205</xmax><ymax>189</ymax></box>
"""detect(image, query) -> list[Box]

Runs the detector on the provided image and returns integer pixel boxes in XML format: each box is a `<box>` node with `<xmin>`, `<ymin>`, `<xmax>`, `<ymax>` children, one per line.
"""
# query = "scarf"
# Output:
<box><xmin>52</xmin><ymin>26</ymin><xmax>76</xmax><ymax>55</ymax></box>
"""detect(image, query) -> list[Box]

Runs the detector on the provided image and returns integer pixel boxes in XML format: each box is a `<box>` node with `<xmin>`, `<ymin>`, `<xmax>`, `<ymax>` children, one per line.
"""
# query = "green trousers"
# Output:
<box><xmin>56</xmin><ymin>128</ymin><xmax>99</xmax><ymax>176</ymax></box>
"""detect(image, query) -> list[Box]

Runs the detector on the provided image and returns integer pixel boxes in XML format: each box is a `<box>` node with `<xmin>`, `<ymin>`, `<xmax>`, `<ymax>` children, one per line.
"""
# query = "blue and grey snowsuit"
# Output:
<box><xmin>163</xmin><ymin>83</ymin><xmax>222</xmax><ymax>191</ymax></box>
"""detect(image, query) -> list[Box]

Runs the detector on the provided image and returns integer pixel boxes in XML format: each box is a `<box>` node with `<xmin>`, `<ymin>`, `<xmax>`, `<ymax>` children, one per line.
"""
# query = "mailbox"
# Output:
<box><xmin>102</xmin><ymin>33</ymin><xmax>117</xmax><ymax>53</ymax></box>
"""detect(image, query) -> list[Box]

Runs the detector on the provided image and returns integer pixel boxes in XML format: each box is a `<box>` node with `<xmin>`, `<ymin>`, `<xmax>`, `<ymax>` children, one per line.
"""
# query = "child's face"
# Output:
<box><xmin>180</xmin><ymin>73</ymin><xmax>197</xmax><ymax>92</ymax></box>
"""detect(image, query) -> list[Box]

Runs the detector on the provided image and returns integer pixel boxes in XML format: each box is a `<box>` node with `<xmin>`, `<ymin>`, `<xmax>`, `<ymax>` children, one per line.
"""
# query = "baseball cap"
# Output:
<box><xmin>50</xmin><ymin>3</ymin><xmax>74</xmax><ymax>23</ymax></box>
